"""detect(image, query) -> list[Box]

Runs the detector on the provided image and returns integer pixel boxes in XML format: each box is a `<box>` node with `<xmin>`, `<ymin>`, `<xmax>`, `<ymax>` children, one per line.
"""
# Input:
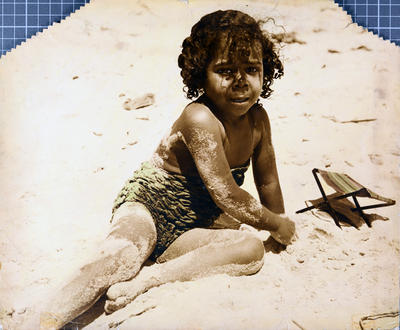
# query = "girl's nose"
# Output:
<box><xmin>233</xmin><ymin>70</ymin><xmax>248</xmax><ymax>88</ymax></box>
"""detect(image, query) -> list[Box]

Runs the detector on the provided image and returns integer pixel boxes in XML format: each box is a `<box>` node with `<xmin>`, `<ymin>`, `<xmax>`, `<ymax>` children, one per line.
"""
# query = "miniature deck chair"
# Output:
<box><xmin>296</xmin><ymin>168</ymin><xmax>396</xmax><ymax>228</ymax></box>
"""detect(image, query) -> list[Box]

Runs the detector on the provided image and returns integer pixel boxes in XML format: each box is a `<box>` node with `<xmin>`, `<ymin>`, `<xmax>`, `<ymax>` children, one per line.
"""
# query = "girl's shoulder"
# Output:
<box><xmin>176</xmin><ymin>99</ymin><xmax>225</xmax><ymax>137</ymax></box>
<box><xmin>249</xmin><ymin>102</ymin><xmax>269</xmax><ymax>121</ymax></box>
<box><xmin>249</xmin><ymin>102</ymin><xmax>271</xmax><ymax>131</ymax></box>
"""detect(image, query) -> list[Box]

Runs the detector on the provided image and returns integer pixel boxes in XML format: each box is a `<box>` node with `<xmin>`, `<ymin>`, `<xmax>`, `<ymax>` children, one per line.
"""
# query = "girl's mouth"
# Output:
<box><xmin>231</xmin><ymin>97</ymin><xmax>249</xmax><ymax>103</ymax></box>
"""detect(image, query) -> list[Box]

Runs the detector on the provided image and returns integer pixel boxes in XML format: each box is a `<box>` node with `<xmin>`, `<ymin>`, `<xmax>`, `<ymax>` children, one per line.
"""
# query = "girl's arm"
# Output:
<box><xmin>251</xmin><ymin>106</ymin><xmax>285</xmax><ymax>215</ymax></box>
<box><xmin>178</xmin><ymin>103</ymin><xmax>295</xmax><ymax>244</ymax></box>
<box><xmin>250</xmin><ymin>107</ymin><xmax>296</xmax><ymax>244</ymax></box>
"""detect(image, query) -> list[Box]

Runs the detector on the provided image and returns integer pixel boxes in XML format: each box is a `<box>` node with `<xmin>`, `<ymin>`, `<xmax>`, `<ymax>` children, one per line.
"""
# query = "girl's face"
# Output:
<box><xmin>204</xmin><ymin>40</ymin><xmax>263</xmax><ymax>119</ymax></box>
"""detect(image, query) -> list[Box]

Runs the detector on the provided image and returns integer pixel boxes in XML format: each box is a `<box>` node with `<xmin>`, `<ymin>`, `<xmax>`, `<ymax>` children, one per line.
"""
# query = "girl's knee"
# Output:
<box><xmin>109</xmin><ymin>203</ymin><xmax>157</xmax><ymax>247</ymax></box>
<box><xmin>88</xmin><ymin>235</ymin><xmax>153</xmax><ymax>287</ymax></box>
<box><xmin>108</xmin><ymin>244</ymin><xmax>143</xmax><ymax>284</ymax></box>
<box><xmin>234</xmin><ymin>234</ymin><xmax>264</xmax><ymax>265</ymax></box>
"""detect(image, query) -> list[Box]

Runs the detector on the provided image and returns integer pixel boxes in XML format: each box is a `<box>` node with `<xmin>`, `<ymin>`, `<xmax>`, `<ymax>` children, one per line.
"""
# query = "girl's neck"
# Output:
<box><xmin>197</xmin><ymin>94</ymin><xmax>250</xmax><ymax>125</ymax></box>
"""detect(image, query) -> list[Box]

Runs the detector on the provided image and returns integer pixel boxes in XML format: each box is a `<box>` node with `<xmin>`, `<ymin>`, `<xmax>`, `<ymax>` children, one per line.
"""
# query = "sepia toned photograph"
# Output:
<box><xmin>0</xmin><ymin>0</ymin><xmax>399</xmax><ymax>329</ymax></box>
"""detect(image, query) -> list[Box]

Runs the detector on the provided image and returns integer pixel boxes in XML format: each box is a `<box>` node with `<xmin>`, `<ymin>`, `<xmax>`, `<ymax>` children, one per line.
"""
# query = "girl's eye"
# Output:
<box><xmin>216</xmin><ymin>68</ymin><xmax>233</xmax><ymax>75</ymax></box>
<box><xmin>246</xmin><ymin>67</ymin><xmax>259</xmax><ymax>73</ymax></box>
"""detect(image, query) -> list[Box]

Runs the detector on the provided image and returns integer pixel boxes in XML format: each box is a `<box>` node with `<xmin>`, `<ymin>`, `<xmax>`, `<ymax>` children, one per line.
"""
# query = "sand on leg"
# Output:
<box><xmin>105</xmin><ymin>228</ymin><xmax>264</xmax><ymax>313</ymax></box>
<box><xmin>39</xmin><ymin>202</ymin><xmax>157</xmax><ymax>330</ymax></box>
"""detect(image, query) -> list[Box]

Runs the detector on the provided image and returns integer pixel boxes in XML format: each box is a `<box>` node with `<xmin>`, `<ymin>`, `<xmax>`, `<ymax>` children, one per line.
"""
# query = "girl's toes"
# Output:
<box><xmin>104</xmin><ymin>296</ymin><xmax>129</xmax><ymax>314</ymax></box>
<box><xmin>104</xmin><ymin>300</ymin><xmax>116</xmax><ymax>314</ymax></box>
<box><xmin>106</xmin><ymin>282</ymin><xmax>126</xmax><ymax>301</ymax></box>
<box><xmin>104</xmin><ymin>299</ymin><xmax>117</xmax><ymax>314</ymax></box>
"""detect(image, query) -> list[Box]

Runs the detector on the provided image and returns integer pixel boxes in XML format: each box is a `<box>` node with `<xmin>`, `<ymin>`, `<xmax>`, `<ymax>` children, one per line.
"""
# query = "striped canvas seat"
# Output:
<box><xmin>296</xmin><ymin>168</ymin><xmax>396</xmax><ymax>228</ymax></box>
<box><xmin>318</xmin><ymin>170</ymin><xmax>394</xmax><ymax>204</ymax></box>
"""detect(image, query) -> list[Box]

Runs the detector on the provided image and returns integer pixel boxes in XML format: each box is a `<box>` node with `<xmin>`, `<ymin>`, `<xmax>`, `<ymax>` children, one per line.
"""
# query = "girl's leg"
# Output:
<box><xmin>105</xmin><ymin>228</ymin><xmax>264</xmax><ymax>313</ymax></box>
<box><xmin>40</xmin><ymin>202</ymin><xmax>157</xmax><ymax>329</ymax></box>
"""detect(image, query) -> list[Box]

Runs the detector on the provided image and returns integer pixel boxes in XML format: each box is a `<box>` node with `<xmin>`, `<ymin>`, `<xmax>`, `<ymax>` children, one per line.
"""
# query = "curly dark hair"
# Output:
<box><xmin>178</xmin><ymin>10</ymin><xmax>284</xmax><ymax>99</ymax></box>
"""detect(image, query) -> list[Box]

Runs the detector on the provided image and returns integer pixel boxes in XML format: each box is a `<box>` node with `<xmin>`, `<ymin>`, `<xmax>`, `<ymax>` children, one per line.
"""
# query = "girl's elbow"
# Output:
<box><xmin>212</xmin><ymin>187</ymin><xmax>243</xmax><ymax>212</ymax></box>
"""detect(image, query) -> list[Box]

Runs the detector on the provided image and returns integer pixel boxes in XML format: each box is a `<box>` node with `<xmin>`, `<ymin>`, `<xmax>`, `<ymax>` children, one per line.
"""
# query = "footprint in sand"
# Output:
<box><xmin>368</xmin><ymin>153</ymin><xmax>383</xmax><ymax>165</ymax></box>
<box><xmin>308</xmin><ymin>227</ymin><xmax>334</xmax><ymax>241</ymax></box>
<box><xmin>123</xmin><ymin>93</ymin><xmax>155</xmax><ymax>111</ymax></box>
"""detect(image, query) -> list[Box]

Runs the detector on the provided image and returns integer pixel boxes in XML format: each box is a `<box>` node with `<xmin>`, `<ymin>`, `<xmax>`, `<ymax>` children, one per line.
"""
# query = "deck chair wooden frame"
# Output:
<box><xmin>296</xmin><ymin>168</ymin><xmax>396</xmax><ymax>228</ymax></box>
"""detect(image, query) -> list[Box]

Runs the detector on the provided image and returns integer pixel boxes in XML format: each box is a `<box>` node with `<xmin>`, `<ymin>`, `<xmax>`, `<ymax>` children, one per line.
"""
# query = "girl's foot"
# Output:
<box><xmin>105</xmin><ymin>279</ymin><xmax>146</xmax><ymax>313</ymax></box>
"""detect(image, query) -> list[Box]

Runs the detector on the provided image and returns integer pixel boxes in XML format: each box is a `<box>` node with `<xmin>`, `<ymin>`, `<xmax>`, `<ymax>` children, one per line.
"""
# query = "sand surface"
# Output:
<box><xmin>0</xmin><ymin>0</ymin><xmax>399</xmax><ymax>329</ymax></box>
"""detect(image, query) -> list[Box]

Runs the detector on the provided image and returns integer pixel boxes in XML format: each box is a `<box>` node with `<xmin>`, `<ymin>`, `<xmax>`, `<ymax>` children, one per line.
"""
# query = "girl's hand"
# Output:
<box><xmin>269</xmin><ymin>215</ymin><xmax>297</xmax><ymax>245</ymax></box>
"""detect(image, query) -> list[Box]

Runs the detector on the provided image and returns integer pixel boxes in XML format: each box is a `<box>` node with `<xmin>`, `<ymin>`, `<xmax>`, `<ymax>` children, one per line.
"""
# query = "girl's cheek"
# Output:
<box><xmin>221</xmin><ymin>77</ymin><xmax>231</xmax><ymax>88</ymax></box>
<box><xmin>256</xmin><ymin>73</ymin><xmax>263</xmax><ymax>85</ymax></box>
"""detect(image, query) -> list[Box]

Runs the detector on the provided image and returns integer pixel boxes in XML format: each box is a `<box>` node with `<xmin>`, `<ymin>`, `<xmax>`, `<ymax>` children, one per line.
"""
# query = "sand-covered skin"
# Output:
<box><xmin>104</xmin><ymin>229</ymin><xmax>264</xmax><ymax>314</ymax></box>
<box><xmin>0</xmin><ymin>0</ymin><xmax>399</xmax><ymax>329</ymax></box>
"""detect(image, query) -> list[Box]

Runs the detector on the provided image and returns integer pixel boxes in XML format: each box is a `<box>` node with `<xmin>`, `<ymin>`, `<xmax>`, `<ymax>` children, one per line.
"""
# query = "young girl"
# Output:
<box><xmin>40</xmin><ymin>9</ymin><xmax>296</xmax><ymax>329</ymax></box>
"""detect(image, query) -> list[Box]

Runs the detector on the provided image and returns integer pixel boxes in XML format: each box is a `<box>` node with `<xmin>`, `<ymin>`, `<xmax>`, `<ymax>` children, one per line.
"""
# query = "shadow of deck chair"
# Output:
<box><xmin>296</xmin><ymin>168</ymin><xmax>396</xmax><ymax>228</ymax></box>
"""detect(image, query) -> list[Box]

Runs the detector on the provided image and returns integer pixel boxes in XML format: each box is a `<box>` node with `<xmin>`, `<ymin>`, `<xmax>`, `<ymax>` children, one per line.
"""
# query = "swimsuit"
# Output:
<box><xmin>112</xmin><ymin>161</ymin><xmax>249</xmax><ymax>260</ymax></box>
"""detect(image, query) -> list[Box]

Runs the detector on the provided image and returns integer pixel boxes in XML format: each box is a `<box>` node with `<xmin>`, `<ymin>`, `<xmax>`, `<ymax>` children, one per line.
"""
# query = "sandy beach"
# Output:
<box><xmin>0</xmin><ymin>0</ymin><xmax>399</xmax><ymax>329</ymax></box>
